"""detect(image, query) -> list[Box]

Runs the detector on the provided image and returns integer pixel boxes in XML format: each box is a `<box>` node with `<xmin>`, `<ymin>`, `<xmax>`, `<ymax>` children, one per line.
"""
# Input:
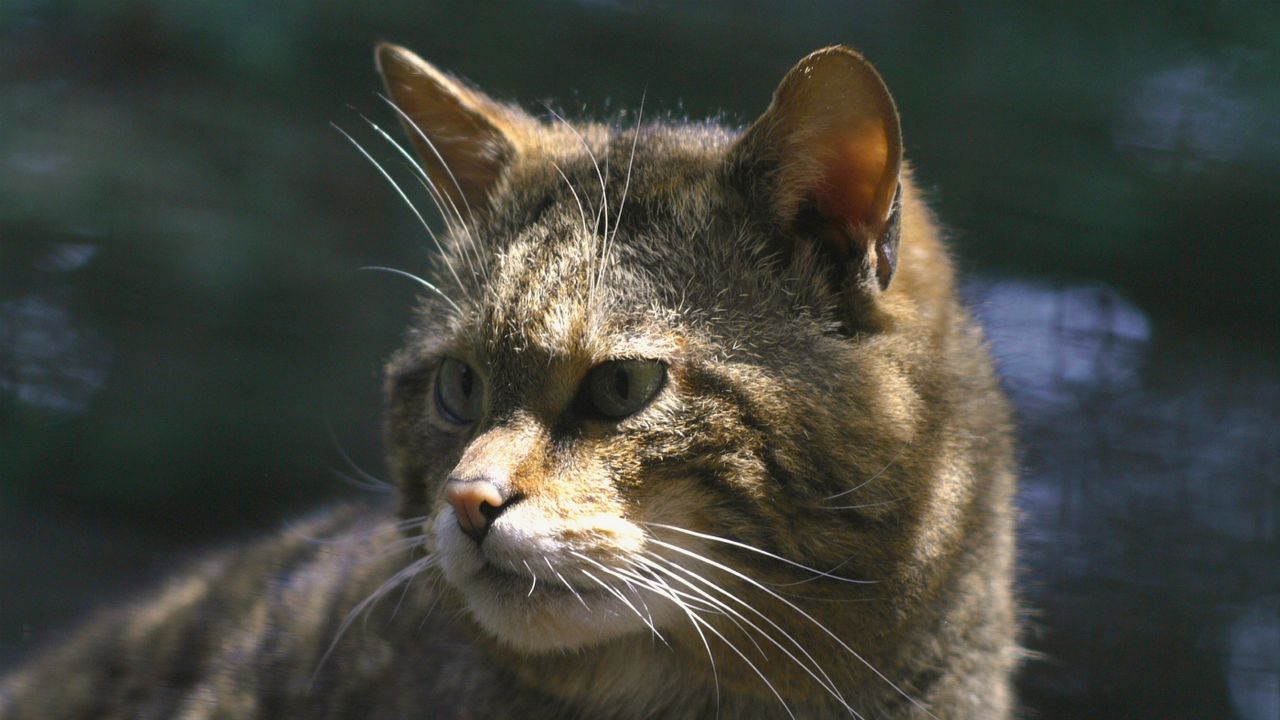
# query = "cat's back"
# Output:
<box><xmin>0</xmin><ymin>505</ymin><xmax>503</xmax><ymax>720</ymax></box>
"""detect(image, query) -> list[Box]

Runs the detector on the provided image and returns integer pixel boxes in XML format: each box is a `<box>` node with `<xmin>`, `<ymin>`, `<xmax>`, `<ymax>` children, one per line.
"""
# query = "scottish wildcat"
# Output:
<box><xmin>0</xmin><ymin>44</ymin><xmax>1017</xmax><ymax>719</ymax></box>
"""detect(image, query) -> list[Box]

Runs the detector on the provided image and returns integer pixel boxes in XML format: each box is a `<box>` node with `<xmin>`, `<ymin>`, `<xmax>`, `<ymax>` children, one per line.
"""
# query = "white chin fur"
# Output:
<box><xmin>430</xmin><ymin>509</ymin><xmax>677</xmax><ymax>653</ymax></box>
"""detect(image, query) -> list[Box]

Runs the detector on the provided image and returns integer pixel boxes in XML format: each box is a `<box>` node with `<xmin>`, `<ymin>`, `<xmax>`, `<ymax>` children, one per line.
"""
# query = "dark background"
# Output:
<box><xmin>2</xmin><ymin>2</ymin><xmax>1277</xmax><ymax>718</ymax></box>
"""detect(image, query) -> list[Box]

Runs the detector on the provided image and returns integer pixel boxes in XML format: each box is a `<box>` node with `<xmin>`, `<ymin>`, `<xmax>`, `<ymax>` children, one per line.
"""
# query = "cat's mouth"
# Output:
<box><xmin>452</xmin><ymin>553</ymin><xmax>668</xmax><ymax>652</ymax></box>
<box><xmin>474</xmin><ymin>559</ymin><xmax>601</xmax><ymax>600</ymax></box>
<box><xmin>431</xmin><ymin>509</ymin><xmax>680</xmax><ymax>652</ymax></box>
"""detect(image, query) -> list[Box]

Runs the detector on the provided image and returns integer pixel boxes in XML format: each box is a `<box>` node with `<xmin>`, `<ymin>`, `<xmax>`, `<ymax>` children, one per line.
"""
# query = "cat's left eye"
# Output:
<box><xmin>581</xmin><ymin>360</ymin><xmax>666</xmax><ymax>420</ymax></box>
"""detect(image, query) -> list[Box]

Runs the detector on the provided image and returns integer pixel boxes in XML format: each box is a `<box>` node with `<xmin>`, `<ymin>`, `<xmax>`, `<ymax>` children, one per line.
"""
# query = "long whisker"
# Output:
<box><xmin>549</xmin><ymin>159</ymin><xmax>591</xmax><ymax>241</ymax></box>
<box><xmin>386</xmin><ymin>563</ymin><xmax>423</xmax><ymax>627</ymax></box>
<box><xmin>284</xmin><ymin>516</ymin><xmax>429</xmax><ymax>547</ymax></box>
<box><xmin>521</xmin><ymin>559</ymin><xmax>539</xmax><ymax>597</ymax></box>
<box><xmin>324</xmin><ymin>421</ymin><xmax>394</xmax><ymax>494</ymax></box>
<box><xmin>367</xmin><ymin>534</ymin><xmax>432</xmax><ymax>558</ymax></box>
<box><xmin>542</xmin><ymin>104</ymin><xmax>608</xmax><ymax>302</ymax></box>
<box><xmin>624</xmin><ymin>558</ymin><xmax>767</xmax><ymax>659</ymax></box>
<box><xmin>309</xmin><ymin>553</ymin><xmax>435</xmax><ymax>688</ymax></box>
<box><xmin>356</xmin><ymin>266</ymin><xmax>462</xmax><ymax>315</ymax></box>
<box><xmin>332</xmin><ymin>124</ymin><xmax>468</xmax><ymax>305</ymax></box>
<box><xmin>353</xmin><ymin>113</ymin><xmax>464</xmax><ymax>237</ymax></box>
<box><xmin>547</xmin><ymin>157</ymin><xmax>602</xmax><ymax>314</ymax></box>
<box><xmin>610</xmin><ymin>562</ymin><xmax>723</xmax><ymax>616</ymax></box>
<box><xmin>378</xmin><ymin>94</ymin><xmax>485</xmax><ymax>277</ymax></box>
<box><xmin>772</xmin><ymin>592</ymin><xmax>882</xmax><ymax>604</ymax></box>
<box><xmin>621</xmin><ymin>561</ymin><xmax>722</xmax><ymax>715</ymax></box>
<box><xmin>411</xmin><ymin>173</ymin><xmax>466</xmax><ymax>243</ymax></box>
<box><xmin>685</xmin><ymin>603</ymin><xmax>795</xmax><ymax>720</ymax></box>
<box><xmin>616</xmin><ymin>565</ymin><xmax>662</xmax><ymax>632</ymax></box>
<box><xmin>647</xmin><ymin>538</ymin><xmax>936</xmax><ymax>720</ymax></box>
<box><xmin>415</xmin><ymin>573</ymin><xmax>448</xmax><ymax>638</ymax></box>
<box><xmin>642</xmin><ymin>523</ymin><xmax>875</xmax><ymax>585</ymax></box>
<box><xmin>598</xmin><ymin>93</ymin><xmax>645</xmax><ymax>295</ymax></box>
<box><xmin>543</xmin><ymin>556</ymin><xmax>590</xmax><ymax>611</ymax></box>
<box><xmin>355</xmin><ymin>113</ymin><xmax>482</xmax><ymax>286</ymax></box>
<box><xmin>821</xmin><ymin>447</ymin><xmax>906</xmax><ymax>502</ymax></box>
<box><xmin>824</xmin><ymin>496</ymin><xmax>910</xmax><ymax>512</ymax></box>
<box><xmin>577</xmin><ymin>566</ymin><xmax>670</xmax><ymax>648</ymax></box>
<box><xmin>330</xmin><ymin>468</ymin><xmax>394</xmax><ymax>495</ymax></box>
<box><xmin>640</xmin><ymin>553</ymin><xmax>862</xmax><ymax>719</ymax></box>
<box><xmin>388</xmin><ymin>515</ymin><xmax>433</xmax><ymax>531</ymax></box>
<box><xmin>569</xmin><ymin>552</ymin><xmax>670</xmax><ymax>645</ymax></box>
<box><xmin>638</xmin><ymin>555</ymin><xmax>854</xmax><ymax>713</ymax></box>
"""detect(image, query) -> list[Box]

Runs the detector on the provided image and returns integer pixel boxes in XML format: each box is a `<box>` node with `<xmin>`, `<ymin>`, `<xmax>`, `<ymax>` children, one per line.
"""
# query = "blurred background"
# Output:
<box><xmin>1</xmin><ymin>2</ymin><xmax>1277</xmax><ymax>717</ymax></box>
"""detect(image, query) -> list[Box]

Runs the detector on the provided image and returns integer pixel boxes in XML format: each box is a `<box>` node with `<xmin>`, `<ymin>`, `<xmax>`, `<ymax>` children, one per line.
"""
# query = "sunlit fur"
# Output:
<box><xmin>1</xmin><ymin>46</ymin><xmax>1017</xmax><ymax>719</ymax></box>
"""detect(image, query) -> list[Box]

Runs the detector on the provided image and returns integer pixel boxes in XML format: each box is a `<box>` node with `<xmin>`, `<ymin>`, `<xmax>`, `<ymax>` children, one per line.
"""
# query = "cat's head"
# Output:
<box><xmin>377</xmin><ymin>44</ymin><xmax>944</xmax><ymax>656</ymax></box>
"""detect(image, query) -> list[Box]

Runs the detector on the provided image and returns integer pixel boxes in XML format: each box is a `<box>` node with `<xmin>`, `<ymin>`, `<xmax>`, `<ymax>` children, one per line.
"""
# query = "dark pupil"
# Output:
<box><xmin>458</xmin><ymin>365</ymin><xmax>473</xmax><ymax>399</ymax></box>
<box><xmin>612</xmin><ymin>367</ymin><xmax>630</xmax><ymax>401</ymax></box>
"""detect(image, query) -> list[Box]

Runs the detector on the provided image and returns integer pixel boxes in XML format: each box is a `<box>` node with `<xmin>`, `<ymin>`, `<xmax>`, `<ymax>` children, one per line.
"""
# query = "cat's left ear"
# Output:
<box><xmin>375</xmin><ymin>43</ymin><xmax>532</xmax><ymax>213</ymax></box>
<box><xmin>729</xmin><ymin>46</ymin><xmax>902</xmax><ymax>291</ymax></box>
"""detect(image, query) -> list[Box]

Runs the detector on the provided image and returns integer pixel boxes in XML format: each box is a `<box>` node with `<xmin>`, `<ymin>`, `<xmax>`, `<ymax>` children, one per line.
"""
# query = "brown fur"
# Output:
<box><xmin>1</xmin><ymin>45</ymin><xmax>1017</xmax><ymax>719</ymax></box>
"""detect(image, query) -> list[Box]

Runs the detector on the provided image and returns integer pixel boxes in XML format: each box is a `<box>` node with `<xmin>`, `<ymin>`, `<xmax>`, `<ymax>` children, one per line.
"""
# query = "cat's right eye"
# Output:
<box><xmin>435</xmin><ymin>358</ymin><xmax>484</xmax><ymax>424</ymax></box>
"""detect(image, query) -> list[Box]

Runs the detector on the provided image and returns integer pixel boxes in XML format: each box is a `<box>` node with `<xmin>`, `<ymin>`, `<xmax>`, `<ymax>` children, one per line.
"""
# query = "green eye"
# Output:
<box><xmin>435</xmin><ymin>358</ymin><xmax>483</xmax><ymax>424</ymax></box>
<box><xmin>583</xmin><ymin>360</ymin><xmax>666</xmax><ymax>419</ymax></box>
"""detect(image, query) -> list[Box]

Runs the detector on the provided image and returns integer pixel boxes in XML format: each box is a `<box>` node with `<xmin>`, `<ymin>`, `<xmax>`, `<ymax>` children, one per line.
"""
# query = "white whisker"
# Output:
<box><xmin>625</xmin><ymin>561</ymin><xmax>722</xmax><ymax>715</ymax></box>
<box><xmin>324</xmin><ymin>421</ymin><xmax>394</xmax><ymax>493</ymax></box>
<box><xmin>378</xmin><ymin>93</ymin><xmax>486</xmax><ymax>278</ymax></box>
<box><xmin>356</xmin><ymin>112</ymin><xmax>487</xmax><ymax>290</ymax></box>
<box><xmin>643</xmin><ymin>522</ymin><xmax>875</xmax><ymax>585</ymax></box>
<box><xmin>569</xmin><ymin>552</ymin><xmax>669</xmax><ymax>645</ymax></box>
<box><xmin>330</xmin><ymin>468</ymin><xmax>394</xmax><ymax>494</ymax></box>
<box><xmin>821</xmin><ymin>447</ymin><xmax>905</xmax><ymax>502</ymax></box>
<box><xmin>332</xmin><ymin>123</ymin><xmax>468</xmax><ymax>307</ymax></box>
<box><xmin>824</xmin><ymin>496</ymin><xmax>910</xmax><ymax>512</ymax></box>
<box><xmin>356</xmin><ymin>266</ymin><xmax>461</xmax><ymax>315</ymax></box>
<box><xmin>641</xmin><ymin>553</ymin><xmax>862</xmax><ymax>718</ymax></box>
<box><xmin>549</xmin><ymin>159</ymin><xmax>591</xmax><ymax>242</ymax></box>
<box><xmin>543</xmin><ymin>556</ymin><xmax>590</xmax><ymax>611</ymax></box>
<box><xmin>648</xmin><ymin>538</ymin><xmax>937</xmax><ymax>720</ymax></box>
<box><xmin>626</xmin><ymin>557</ymin><xmax>767</xmax><ymax>660</ymax></box>
<box><xmin>685</xmin><ymin>604</ymin><xmax>794</xmax><ymax>720</ymax></box>
<box><xmin>284</xmin><ymin>517</ymin><xmax>428</xmax><ymax>547</ymax></box>
<box><xmin>309</xmin><ymin>553</ymin><xmax>436</xmax><ymax>689</ymax></box>
<box><xmin>542</xmin><ymin>104</ymin><xmax>609</xmax><ymax>303</ymax></box>
<box><xmin>598</xmin><ymin>93</ymin><xmax>645</xmax><ymax>294</ymax></box>
<box><xmin>577</xmin><ymin>566</ymin><xmax>670</xmax><ymax>647</ymax></box>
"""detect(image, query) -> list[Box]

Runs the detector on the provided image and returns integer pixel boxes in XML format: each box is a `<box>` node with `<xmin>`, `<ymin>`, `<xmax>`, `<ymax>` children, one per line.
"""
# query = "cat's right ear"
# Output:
<box><xmin>375</xmin><ymin>43</ymin><xmax>530</xmax><ymax>213</ymax></box>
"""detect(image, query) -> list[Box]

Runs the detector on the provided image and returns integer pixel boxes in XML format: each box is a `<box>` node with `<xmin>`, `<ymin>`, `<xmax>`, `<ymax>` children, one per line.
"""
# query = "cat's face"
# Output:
<box><xmin>379</xmin><ymin>45</ymin><xmax>923</xmax><ymax>656</ymax></box>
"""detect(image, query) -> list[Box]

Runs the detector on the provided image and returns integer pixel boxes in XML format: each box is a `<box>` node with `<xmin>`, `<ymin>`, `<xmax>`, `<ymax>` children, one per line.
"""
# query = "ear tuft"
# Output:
<box><xmin>732</xmin><ymin>46</ymin><xmax>903</xmax><ymax>290</ymax></box>
<box><xmin>375</xmin><ymin>43</ymin><xmax>524</xmax><ymax>212</ymax></box>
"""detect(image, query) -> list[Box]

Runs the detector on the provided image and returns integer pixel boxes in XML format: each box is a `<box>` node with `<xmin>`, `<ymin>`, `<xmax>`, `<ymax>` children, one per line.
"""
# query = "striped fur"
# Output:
<box><xmin>2</xmin><ymin>46</ymin><xmax>1018</xmax><ymax>719</ymax></box>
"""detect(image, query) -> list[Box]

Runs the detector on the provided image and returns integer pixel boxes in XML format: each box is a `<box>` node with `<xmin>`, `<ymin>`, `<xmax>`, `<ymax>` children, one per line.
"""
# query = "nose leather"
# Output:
<box><xmin>446</xmin><ymin>479</ymin><xmax>510</xmax><ymax>544</ymax></box>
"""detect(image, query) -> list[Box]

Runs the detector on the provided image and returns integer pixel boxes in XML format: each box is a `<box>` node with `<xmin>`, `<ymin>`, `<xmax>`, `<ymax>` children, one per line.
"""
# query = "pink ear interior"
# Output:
<box><xmin>743</xmin><ymin>47</ymin><xmax>903</xmax><ymax>262</ymax></box>
<box><xmin>812</xmin><ymin>118</ymin><xmax>894</xmax><ymax>250</ymax></box>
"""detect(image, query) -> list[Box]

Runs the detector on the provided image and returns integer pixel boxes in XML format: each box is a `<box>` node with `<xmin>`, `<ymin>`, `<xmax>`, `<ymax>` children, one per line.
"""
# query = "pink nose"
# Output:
<box><xmin>446</xmin><ymin>480</ymin><xmax>509</xmax><ymax>544</ymax></box>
